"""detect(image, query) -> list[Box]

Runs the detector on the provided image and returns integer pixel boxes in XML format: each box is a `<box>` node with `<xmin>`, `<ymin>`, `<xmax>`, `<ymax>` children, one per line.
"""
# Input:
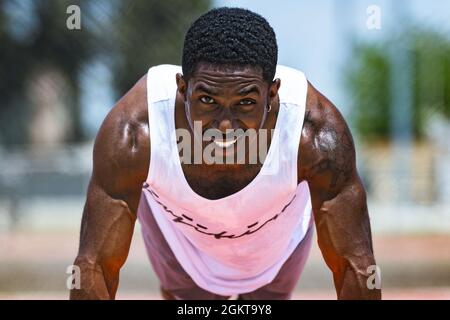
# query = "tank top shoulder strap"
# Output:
<box><xmin>273</xmin><ymin>65</ymin><xmax>308</xmax><ymax>186</ymax></box>
<box><xmin>147</xmin><ymin>64</ymin><xmax>181</xmax><ymax>103</ymax></box>
<box><xmin>275</xmin><ymin>65</ymin><xmax>307</xmax><ymax>105</ymax></box>
<box><xmin>146</xmin><ymin>64</ymin><xmax>181</xmax><ymax>184</ymax></box>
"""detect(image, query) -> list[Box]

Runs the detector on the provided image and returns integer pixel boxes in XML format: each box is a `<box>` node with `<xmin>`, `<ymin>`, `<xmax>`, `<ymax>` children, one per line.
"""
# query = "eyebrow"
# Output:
<box><xmin>237</xmin><ymin>85</ymin><xmax>261</xmax><ymax>96</ymax></box>
<box><xmin>193</xmin><ymin>84</ymin><xmax>219</xmax><ymax>96</ymax></box>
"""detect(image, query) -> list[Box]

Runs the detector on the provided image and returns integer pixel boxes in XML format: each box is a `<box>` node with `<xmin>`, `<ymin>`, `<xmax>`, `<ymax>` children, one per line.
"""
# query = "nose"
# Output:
<box><xmin>218</xmin><ymin>118</ymin><xmax>233</xmax><ymax>133</ymax></box>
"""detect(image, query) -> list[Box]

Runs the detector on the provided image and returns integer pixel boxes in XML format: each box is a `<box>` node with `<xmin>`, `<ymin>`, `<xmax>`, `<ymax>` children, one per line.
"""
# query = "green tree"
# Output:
<box><xmin>346</xmin><ymin>30</ymin><xmax>450</xmax><ymax>142</ymax></box>
<box><xmin>111</xmin><ymin>0</ymin><xmax>210</xmax><ymax>97</ymax></box>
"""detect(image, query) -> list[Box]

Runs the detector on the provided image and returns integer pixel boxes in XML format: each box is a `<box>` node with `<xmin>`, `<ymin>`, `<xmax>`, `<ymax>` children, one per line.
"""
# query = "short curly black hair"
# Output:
<box><xmin>182</xmin><ymin>7</ymin><xmax>278</xmax><ymax>83</ymax></box>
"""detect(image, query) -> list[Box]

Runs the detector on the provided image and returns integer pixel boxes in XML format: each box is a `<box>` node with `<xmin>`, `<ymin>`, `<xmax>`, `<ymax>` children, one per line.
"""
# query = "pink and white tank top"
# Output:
<box><xmin>138</xmin><ymin>64</ymin><xmax>312</xmax><ymax>296</ymax></box>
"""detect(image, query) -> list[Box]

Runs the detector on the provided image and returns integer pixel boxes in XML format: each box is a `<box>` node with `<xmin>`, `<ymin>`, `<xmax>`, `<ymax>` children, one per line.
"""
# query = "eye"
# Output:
<box><xmin>200</xmin><ymin>96</ymin><xmax>216</xmax><ymax>104</ymax></box>
<box><xmin>239</xmin><ymin>99</ymin><xmax>255</xmax><ymax>105</ymax></box>
<box><xmin>236</xmin><ymin>99</ymin><xmax>256</xmax><ymax>113</ymax></box>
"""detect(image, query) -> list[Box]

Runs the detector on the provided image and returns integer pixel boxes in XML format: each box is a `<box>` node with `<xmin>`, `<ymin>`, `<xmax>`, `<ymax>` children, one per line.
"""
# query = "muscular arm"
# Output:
<box><xmin>299</xmin><ymin>84</ymin><xmax>381</xmax><ymax>300</ymax></box>
<box><xmin>70</xmin><ymin>76</ymin><xmax>149</xmax><ymax>299</ymax></box>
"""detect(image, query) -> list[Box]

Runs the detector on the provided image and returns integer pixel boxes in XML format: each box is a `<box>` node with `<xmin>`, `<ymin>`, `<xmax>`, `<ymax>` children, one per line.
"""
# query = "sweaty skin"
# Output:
<box><xmin>70</xmin><ymin>65</ymin><xmax>381</xmax><ymax>300</ymax></box>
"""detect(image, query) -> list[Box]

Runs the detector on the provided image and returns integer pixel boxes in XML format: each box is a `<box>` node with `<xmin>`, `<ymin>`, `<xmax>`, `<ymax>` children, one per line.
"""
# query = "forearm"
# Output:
<box><xmin>71</xmin><ymin>189</ymin><xmax>135</xmax><ymax>300</ymax></box>
<box><xmin>314</xmin><ymin>181</ymin><xmax>381</xmax><ymax>299</ymax></box>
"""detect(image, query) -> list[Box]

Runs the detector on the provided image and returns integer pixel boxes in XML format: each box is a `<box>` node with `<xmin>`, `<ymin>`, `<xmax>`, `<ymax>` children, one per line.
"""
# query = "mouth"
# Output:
<box><xmin>213</xmin><ymin>138</ymin><xmax>238</xmax><ymax>148</ymax></box>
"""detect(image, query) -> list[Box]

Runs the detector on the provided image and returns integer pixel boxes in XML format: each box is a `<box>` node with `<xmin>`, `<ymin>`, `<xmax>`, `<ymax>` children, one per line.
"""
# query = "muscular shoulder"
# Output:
<box><xmin>298</xmin><ymin>82</ymin><xmax>356</xmax><ymax>194</ymax></box>
<box><xmin>92</xmin><ymin>74</ymin><xmax>150</xmax><ymax>204</ymax></box>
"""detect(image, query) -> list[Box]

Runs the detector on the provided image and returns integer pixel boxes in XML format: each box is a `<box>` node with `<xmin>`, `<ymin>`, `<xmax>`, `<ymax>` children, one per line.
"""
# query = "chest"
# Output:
<box><xmin>180</xmin><ymin>163</ymin><xmax>263</xmax><ymax>200</ymax></box>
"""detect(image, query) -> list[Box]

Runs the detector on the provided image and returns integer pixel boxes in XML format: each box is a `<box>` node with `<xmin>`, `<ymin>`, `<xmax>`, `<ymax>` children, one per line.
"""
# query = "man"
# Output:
<box><xmin>70</xmin><ymin>8</ymin><xmax>381</xmax><ymax>300</ymax></box>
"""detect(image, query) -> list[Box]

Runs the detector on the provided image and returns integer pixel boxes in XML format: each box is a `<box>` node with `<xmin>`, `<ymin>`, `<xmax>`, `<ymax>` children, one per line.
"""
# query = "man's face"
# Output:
<box><xmin>177</xmin><ymin>63</ymin><xmax>280</xmax><ymax>139</ymax></box>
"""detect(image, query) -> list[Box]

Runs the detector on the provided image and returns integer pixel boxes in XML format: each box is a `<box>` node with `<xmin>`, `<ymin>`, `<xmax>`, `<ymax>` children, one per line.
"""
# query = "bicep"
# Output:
<box><xmin>300</xmin><ymin>99</ymin><xmax>374</xmax><ymax>267</ymax></box>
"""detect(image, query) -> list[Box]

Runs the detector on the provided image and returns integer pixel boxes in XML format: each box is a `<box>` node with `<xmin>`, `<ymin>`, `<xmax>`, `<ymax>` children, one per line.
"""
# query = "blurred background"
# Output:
<box><xmin>0</xmin><ymin>0</ymin><xmax>449</xmax><ymax>299</ymax></box>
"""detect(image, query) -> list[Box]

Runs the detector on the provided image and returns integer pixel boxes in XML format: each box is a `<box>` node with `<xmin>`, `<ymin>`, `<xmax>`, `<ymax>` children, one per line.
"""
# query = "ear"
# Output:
<box><xmin>268</xmin><ymin>78</ymin><xmax>281</xmax><ymax>104</ymax></box>
<box><xmin>176</xmin><ymin>73</ymin><xmax>187</xmax><ymax>99</ymax></box>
